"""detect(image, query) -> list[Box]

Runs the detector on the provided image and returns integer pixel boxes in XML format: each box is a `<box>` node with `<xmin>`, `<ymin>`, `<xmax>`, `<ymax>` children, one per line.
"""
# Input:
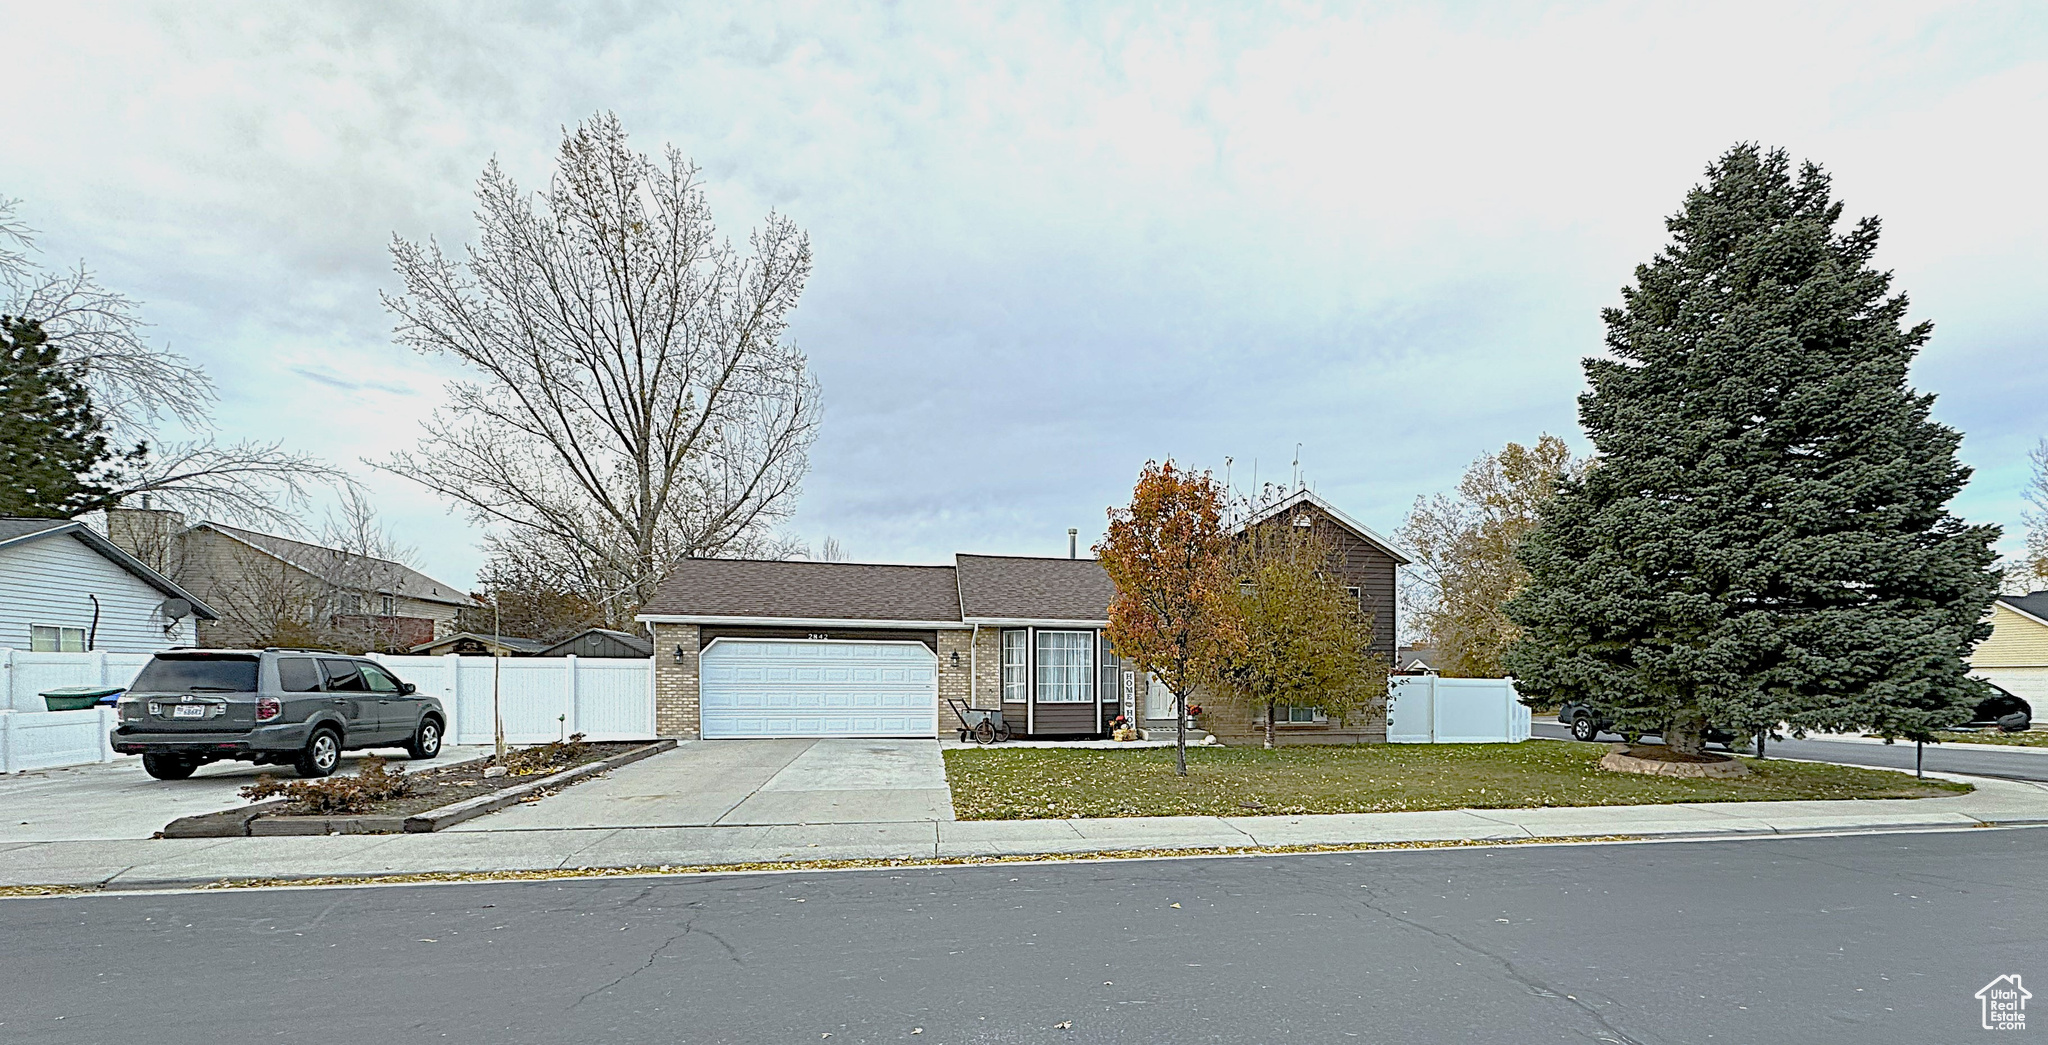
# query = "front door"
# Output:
<box><xmin>1146</xmin><ymin>674</ymin><xmax>1178</xmax><ymax>721</ymax></box>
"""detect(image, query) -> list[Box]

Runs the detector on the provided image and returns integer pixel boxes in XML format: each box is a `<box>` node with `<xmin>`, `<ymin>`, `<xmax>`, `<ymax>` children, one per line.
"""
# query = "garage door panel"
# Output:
<box><xmin>700</xmin><ymin>639</ymin><xmax>938</xmax><ymax>739</ymax></box>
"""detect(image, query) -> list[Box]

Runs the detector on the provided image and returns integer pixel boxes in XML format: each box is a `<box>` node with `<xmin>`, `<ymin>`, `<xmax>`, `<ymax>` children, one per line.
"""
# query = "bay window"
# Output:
<box><xmin>1034</xmin><ymin>630</ymin><xmax>1094</xmax><ymax>703</ymax></box>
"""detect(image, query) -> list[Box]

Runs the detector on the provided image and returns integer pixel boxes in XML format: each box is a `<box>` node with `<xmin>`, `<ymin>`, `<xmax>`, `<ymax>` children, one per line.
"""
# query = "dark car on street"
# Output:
<box><xmin>1557</xmin><ymin>700</ymin><xmax>1737</xmax><ymax>747</ymax></box>
<box><xmin>110</xmin><ymin>648</ymin><xmax>445</xmax><ymax>780</ymax></box>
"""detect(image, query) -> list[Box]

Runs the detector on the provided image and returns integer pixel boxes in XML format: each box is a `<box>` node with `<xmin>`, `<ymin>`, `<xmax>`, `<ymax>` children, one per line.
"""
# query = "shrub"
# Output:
<box><xmin>240</xmin><ymin>757</ymin><xmax>417</xmax><ymax>815</ymax></box>
<box><xmin>495</xmin><ymin>733</ymin><xmax>590</xmax><ymax>776</ymax></box>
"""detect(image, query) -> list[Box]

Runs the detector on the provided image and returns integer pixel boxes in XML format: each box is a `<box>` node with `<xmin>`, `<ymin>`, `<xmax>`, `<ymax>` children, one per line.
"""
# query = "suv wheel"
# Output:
<box><xmin>142</xmin><ymin>753</ymin><xmax>198</xmax><ymax>780</ymax></box>
<box><xmin>295</xmin><ymin>727</ymin><xmax>342</xmax><ymax>778</ymax></box>
<box><xmin>1570</xmin><ymin>715</ymin><xmax>1600</xmax><ymax>742</ymax></box>
<box><xmin>404</xmin><ymin>717</ymin><xmax>443</xmax><ymax>760</ymax></box>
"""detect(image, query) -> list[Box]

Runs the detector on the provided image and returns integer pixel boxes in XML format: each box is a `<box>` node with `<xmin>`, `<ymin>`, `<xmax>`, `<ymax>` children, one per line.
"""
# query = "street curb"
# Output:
<box><xmin>22</xmin><ymin>814</ymin><xmax>2048</xmax><ymax>897</ymax></box>
<box><xmin>1795</xmin><ymin>734</ymin><xmax>2048</xmax><ymax>754</ymax></box>
<box><xmin>159</xmin><ymin>798</ymin><xmax>292</xmax><ymax>838</ymax></box>
<box><xmin>402</xmin><ymin>739</ymin><xmax>676</xmax><ymax>832</ymax></box>
<box><xmin>156</xmin><ymin>741</ymin><xmax>676</xmax><ymax>838</ymax></box>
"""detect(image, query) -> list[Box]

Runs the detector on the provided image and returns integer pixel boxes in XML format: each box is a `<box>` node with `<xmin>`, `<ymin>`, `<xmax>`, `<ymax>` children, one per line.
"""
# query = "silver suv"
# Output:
<box><xmin>110</xmin><ymin>648</ymin><xmax>446</xmax><ymax>780</ymax></box>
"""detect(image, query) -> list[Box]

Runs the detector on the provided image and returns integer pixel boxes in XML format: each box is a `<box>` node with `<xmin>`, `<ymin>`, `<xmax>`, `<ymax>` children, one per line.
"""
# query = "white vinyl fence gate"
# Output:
<box><xmin>0</xmin><ymin>649</ymin><xmax>657</xmax><ymax>773</ymax></box>
<box><xmin>1386</xmin><ymin>676</ymin><xmax>1531</xmax><ymax>744</ymax></box>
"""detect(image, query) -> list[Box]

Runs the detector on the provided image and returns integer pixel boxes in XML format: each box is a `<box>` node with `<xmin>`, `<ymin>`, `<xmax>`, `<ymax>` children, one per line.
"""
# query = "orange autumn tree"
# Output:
<box><xmin>1096</xmin><ymin>460</ymin><xmax>1241</xmax><ymax>776</ymax></box>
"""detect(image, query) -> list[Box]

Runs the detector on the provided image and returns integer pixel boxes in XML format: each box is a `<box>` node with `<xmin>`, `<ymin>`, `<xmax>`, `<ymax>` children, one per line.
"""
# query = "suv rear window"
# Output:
<box><xmin>277</xmin><ymin>658</ymin><xmax>322</xmax><ymax>692</ymax></box>
<box><xmin>131</xmin><ymin>655</ymin><xmax>260</xmax><ymax>693</ymax></box>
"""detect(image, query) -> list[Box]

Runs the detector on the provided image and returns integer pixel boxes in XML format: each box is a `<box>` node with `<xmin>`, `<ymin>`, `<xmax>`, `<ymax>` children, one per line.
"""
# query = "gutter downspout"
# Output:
<box><xmin>969</xmin><ymin>623</ymin><xmax>979</xmax><ymax>710</ymax></box>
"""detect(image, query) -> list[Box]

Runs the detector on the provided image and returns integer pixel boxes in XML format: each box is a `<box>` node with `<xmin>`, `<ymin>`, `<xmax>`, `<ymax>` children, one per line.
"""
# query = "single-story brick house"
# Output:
<box><xmin>635</xmin><ymin>489</ymin><xmax>1407</xmax><ymax>743</ymax></box>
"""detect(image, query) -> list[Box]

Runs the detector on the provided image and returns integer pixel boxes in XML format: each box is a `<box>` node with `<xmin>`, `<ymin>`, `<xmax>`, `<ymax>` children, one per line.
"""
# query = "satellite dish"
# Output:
<box><xmin>160</xmin><ymin>598</ymin><xmax>192</xmax><ymax>621</ymax></box>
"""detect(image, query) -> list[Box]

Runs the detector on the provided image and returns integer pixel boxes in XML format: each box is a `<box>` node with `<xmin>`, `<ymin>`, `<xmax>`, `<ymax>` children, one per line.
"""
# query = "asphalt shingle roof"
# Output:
<box><xmin>0</xmin><ymin>518</ymin><xmax>71</xmax><ymax>543</ymax></box>
<box><xmin>641</xmin><ymin>558</ymin><xmax>965</xmax><ymax>622</ymax></box>
<box><xmin>954</xmin><ymin>554</ymin><xmax>1114</xmax><ymax>622</ymax></box>
<box><xmin>201</xmin><ymin>522</ymin><xmax>476</xmax><ymax>607</ymax></box>
<box><xmin>1999</xmin><ymin>592</ymin><xmax>2048</xmax><ymax>623</ymax></box>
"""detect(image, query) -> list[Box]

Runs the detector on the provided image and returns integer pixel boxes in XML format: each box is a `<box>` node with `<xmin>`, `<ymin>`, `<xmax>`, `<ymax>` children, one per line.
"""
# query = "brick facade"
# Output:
<box><xmin>936</xmin><ymin>629</ymin><xmax>973</xmax><ymax>733</ymax></box>
<box><xmin>650</xmin><ymin>622</ymin><xmax>701</xmax><ymax>738</ymax></box>
<box><xmin>969</xmin><ymin>625</ymin><xmax>1004</xmax><ymax>710</ymax></box>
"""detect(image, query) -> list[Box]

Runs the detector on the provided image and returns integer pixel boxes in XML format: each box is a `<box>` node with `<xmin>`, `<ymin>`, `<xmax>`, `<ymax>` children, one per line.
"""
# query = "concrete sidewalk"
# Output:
<box><xmin>4</xmin><ymin>772</ymin><xmax>2045</xmax><ymax>892</ymax></box>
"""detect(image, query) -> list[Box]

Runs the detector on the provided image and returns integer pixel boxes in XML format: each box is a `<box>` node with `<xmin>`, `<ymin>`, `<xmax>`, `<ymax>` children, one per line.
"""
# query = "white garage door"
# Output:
<box><xmin>699</xmin><ymin>639</ymin><xmax>938</xmax><ymax>739</ymax></box>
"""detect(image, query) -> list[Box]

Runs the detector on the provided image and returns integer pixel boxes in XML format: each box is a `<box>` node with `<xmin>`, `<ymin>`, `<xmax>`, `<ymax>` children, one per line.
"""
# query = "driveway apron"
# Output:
<box><xmin>450</xmin><ymin>738</ymin><xmax>955</xmax><ymax>831</ymax></box>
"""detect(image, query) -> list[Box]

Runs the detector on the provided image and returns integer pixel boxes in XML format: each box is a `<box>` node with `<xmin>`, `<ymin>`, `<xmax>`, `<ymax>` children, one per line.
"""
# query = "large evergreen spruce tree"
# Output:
<box><xmin>0</xmin><ymin>315</ymin><xmax>132</xmax><ymax>517</ymax></box>
<box><xmin>1505</xmin><ymin>145</ymin><xmax>2000</xmax><ymax>754</ymax></box>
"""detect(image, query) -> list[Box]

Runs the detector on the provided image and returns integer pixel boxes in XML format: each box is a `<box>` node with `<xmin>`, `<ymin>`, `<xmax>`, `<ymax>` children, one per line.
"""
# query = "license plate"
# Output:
<box><xmin>171</xmin><ymin>704</ymin><xmax>207</xmax><ymax>719</ymax></box>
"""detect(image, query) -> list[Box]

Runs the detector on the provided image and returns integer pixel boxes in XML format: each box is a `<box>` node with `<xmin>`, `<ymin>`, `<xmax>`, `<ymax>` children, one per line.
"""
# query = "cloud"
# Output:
<box><xmin>2</xmin><ymin>1</ymin><xmax>2043</xmax><ymax>585</ymax></box>
<box><xmin>289</xmin><ymin>366</ymin><xmax>416</xmax><ymax>396</ymax></box>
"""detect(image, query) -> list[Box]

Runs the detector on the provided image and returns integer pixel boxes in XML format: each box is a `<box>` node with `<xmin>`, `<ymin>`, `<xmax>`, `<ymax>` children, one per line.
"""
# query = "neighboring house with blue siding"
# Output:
<box><xmin>0</xmin><ymin>518</ymin><xmax>219</xmax><ymax>653</ymax></box>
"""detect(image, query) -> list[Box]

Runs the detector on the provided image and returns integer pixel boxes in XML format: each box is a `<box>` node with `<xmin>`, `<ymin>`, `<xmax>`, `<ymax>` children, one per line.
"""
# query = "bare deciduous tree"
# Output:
<box><xmin>380</xmin><ymin>113</ymin><xmax>821</xmax><ymax>621</ymax></box>
<box><xmin>2020</xmin><ymin>438</ymin><xmax>2048</xmax><ymax>592</ymax></box>
<box><xmin>1</xmin><ymin>195</ymin><xmax>348</xmax><ymax>529</ymax></box>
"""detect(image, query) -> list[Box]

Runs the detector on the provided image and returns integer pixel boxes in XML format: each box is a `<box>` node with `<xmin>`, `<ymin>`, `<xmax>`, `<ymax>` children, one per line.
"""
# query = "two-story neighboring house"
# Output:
<box><xmin>0</xmin><ymin>517</ymin><xmax>219</xmax><ymax>654</ymax></box>
<box><xmin>104</xmin><ymin>506</ymin><xmax>476</xmax><ymax>653</ymax></box>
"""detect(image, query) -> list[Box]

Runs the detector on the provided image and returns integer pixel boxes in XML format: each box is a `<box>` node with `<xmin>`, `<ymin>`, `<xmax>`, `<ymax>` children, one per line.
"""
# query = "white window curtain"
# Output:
<box><xmin>1034</xmin><ymin>630</ymin><xmax>1094</xmax><ymax>703</ymax></box>
<box><xmin>1001</xmin><ymin>630</ymin><xmax>1029</xmax><ymax>702</ymax></box>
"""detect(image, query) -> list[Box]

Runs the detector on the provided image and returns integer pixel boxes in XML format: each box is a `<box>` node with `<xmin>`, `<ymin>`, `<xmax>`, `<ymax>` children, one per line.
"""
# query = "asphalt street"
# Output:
<box><xmin>1532</xmin><ymin>720</ymin><xmax>2048</xmax><ymax>782</ymax></box>
<box><xmin>3</xmin><ymin>827</ymin><xmax>2040</xmax><ymax>1044</ymax></box>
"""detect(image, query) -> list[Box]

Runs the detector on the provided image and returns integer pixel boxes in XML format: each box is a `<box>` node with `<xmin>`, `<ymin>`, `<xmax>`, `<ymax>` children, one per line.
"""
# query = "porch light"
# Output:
<box><xmin>950</xmin><ymin>651</ymin><xmax>961</xmax><ymax>668</ymax></box>
<box><xmin>673</xmin><ymin>645</ymin><xmax>687</xmax><ymax>663</ymax></box>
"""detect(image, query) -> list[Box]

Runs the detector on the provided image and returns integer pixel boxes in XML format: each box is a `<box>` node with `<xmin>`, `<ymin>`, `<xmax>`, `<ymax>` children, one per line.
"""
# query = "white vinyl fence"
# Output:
<box><xmin>0</xmin><ymin>649</ymin><xmax>657</xmax><ymax>772</ymax></box>
<box><xmin>363</xmin><ymin>654</ymin><xmax>655</xmax><ymax>745</ymax></box>
<box><xmin>0</xmin><ymin>707</ymin><xmax>121</xmax><ymax>773</ymax></box>
<box><xmin>2</xmin><ymin>650</ymin><xmax>154</xmax><ymax>713</ymax></box>
<box><xmin>1387</xmin><ymin>675</ymin><xmax>1531</xmax><ymax>743</ymax></box>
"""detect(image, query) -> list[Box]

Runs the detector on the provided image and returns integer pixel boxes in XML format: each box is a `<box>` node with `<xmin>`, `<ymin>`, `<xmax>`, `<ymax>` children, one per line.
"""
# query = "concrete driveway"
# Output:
<box><xmin>0</xmin><ymin>745</ymin><xmax>491</xmax><ymax>843</ymax></box>
<box><xmin>453</xmin><ymin>738</ymin><xmax>955</xmax><ymax>831</ymax></box>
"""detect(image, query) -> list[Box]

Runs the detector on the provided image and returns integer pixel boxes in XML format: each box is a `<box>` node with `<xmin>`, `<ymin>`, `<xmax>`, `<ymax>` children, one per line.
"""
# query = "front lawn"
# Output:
<box><xmin>942</xmin><ymin>740</ymin><xmax>1968</xmax><ymax>820</ymax></box>
<box><xmin>1933</xmin><ymin>731</ymin><xmax>2048</xmax><ymax>748</ymax></box>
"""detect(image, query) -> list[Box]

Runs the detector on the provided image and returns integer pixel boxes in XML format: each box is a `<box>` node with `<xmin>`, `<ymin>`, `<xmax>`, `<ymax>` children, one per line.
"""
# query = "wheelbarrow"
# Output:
<box><xmin>946</xmin><ymin>697</ymin><xmax>1012</xmax><ymax>744</ymax></box>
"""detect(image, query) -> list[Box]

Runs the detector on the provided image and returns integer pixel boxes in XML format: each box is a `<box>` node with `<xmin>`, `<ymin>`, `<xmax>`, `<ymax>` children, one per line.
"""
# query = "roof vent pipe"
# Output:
<box><xmin>1068</xmin><ymin>528</ymin><xmax>1078</xmax><ymax>559</ymax></box>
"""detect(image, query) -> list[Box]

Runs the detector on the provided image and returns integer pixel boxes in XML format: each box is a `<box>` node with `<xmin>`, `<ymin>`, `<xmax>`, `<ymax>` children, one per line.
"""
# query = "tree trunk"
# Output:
<box><xmin>1175</xmin><ymin>690</ymin><xmax>1188</xmax><ymax>776</ymax></box>
<box><xmin>1264</xmin><ymin>700</ymin><xmax>1275</xmax><ymax>750</ymax></box>
<box><xmin>1665</xmin><ymin>709</ymin><xmax>1708</xmax><ymax>756</ymax></box>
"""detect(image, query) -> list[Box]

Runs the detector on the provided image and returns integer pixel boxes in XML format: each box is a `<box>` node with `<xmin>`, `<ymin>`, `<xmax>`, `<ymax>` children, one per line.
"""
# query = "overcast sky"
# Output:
<box><xmin>4</xmin><ymin>2</ymin><xmax>2044</xmax><ymax>587</ymax></box>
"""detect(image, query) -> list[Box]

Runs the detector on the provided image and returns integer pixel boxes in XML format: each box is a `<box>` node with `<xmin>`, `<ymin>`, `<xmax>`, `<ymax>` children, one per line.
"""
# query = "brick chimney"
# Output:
<box><xmin>107</xmin><ymin>502</ymin><xmax>188</xmax><ymax>575</ymax></box>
